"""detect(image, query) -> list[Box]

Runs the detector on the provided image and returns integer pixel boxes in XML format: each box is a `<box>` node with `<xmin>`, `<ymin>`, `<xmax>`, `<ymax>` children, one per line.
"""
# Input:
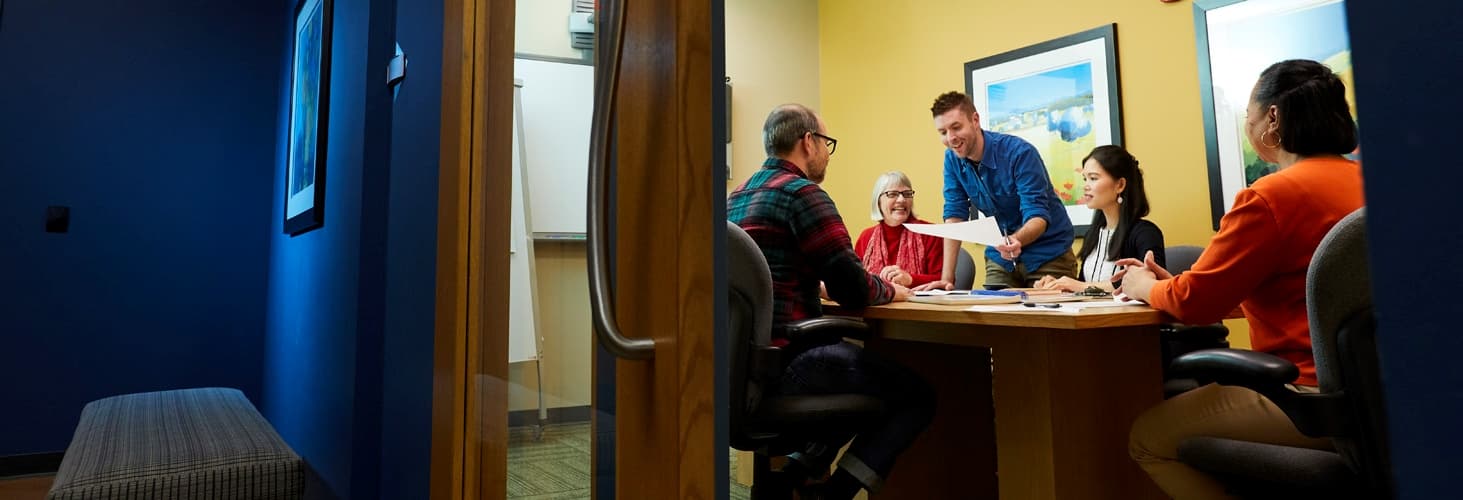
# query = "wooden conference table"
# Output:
<box><xmin>826</xmin><ymin>300</ymin><xmax>1172</xmax><ymax>500</ymax></box>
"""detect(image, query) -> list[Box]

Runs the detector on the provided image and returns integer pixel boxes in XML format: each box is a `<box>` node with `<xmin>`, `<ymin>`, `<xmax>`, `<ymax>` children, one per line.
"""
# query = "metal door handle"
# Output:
<box><xmin>587</xmin><ymin>0</ymin><xmax>654</xmax><ymax>360</ymax></box>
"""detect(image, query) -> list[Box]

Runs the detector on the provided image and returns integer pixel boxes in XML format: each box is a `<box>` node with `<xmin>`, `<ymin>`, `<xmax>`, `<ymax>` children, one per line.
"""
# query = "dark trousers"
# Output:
<box><xmin>775</xmin><ymin>341</ymin><xmax>936</xmax><ymax>489</ymax></box>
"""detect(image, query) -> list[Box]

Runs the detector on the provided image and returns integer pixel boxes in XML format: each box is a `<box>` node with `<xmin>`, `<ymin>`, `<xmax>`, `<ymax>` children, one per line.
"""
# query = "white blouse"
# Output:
<box><xmin>1082</xmin><ymin>227</ymin><xmax>1124</xmax><ymax>283</ymax></box>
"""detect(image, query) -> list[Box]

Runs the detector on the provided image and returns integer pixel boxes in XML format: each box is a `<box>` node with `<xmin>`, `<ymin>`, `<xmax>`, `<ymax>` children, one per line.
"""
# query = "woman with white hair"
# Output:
<box><xmin>853</xmin><ymin>171</ymin><xmax>945</xmax><ymax>287</ymax></box>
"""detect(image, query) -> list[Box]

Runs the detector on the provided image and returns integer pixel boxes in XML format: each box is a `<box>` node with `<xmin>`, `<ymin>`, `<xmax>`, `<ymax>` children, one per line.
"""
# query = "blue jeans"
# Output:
<box><xmin>776</xmin><ymin>341</ymin><xmax>936</xmax><ymax>491</ymax></box>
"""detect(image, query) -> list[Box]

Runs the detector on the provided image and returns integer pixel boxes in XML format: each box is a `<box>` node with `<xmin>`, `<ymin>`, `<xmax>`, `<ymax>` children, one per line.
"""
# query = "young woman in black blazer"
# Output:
<box><xmin>1035</xmin><ymin>145</ymin><xmax>1164</xmax><ymax>292</ymax></box>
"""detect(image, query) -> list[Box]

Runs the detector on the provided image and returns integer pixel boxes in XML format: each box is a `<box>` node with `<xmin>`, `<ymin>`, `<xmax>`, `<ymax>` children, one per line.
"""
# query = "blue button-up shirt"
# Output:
<box><xmin>941</xmin><ymin>129</ymin><xmax>1074</xmax><ymax>272</ymax></box>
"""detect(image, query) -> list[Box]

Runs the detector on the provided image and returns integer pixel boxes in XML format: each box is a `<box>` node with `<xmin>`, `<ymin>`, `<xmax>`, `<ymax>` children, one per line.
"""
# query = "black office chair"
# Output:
<box><xmin>953</xmin><ymin>247</ymin><xmax>976</xmax><ymax>290</ymax></box>
<box><xmin>1160</xmin><ymin>245</ymin><xmax>1232</xmax><ymax>398</ymax></box>
<box><xmin>1170</xmin><ymin>209</ymin><xmax>1392</xmax><ymax>498</ymax></box>
<box><xmin>727</xmin><ymin>221</ymin><xmax>887</xmax><ymax>499</ymax></box>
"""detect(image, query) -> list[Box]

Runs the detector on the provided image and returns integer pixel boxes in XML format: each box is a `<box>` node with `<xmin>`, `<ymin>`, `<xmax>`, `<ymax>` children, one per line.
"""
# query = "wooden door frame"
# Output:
<box><xmin>430</xmin><ymin>0</ymin><xmax>723</xmax><ymax>498</ymax></box>
<box><xmin>431</xmin><ymin>0</ymin><xmax>512</xmax><ymax>498</ymax></box>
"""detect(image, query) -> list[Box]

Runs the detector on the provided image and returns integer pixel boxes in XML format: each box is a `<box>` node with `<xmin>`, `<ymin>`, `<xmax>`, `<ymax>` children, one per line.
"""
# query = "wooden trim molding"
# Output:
<box><xmin>431</xmin><ymin>0</ymin><xmax>513</xmax><ymax>499</ymax></box>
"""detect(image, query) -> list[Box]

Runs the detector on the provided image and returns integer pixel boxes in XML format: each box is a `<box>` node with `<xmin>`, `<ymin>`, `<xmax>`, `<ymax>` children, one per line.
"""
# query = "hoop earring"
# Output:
<box><xmin>1260</xmin><ymin>129</ymin><xmax>1282</xmax><ymax>149</ymax></box>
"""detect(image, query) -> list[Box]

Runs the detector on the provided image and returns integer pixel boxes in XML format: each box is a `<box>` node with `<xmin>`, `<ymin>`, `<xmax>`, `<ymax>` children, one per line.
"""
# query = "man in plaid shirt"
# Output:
<box><xmin>728</xmin><ymin>104</ymin><xmax>933</xmax><ymax>500</ymax></box>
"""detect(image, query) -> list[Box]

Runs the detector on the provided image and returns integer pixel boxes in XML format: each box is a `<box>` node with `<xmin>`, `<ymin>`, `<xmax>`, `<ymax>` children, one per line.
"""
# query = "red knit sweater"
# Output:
<box><xmin>853</xmin><ymin>218</ymin><xmax>946</xmax><ymax>287</ymax></box>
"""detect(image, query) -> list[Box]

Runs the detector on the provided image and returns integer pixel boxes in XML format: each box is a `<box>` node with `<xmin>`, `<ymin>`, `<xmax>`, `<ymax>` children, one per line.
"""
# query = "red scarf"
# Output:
<box><xmin>861</xmin><ymin>223</ymin><xmax>926</xmax><ymax>274</ymax></box>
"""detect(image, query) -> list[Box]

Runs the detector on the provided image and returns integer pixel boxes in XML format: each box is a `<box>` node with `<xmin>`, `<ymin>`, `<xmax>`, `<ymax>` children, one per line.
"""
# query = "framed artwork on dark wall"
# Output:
<box><xmin>964</xmin><ymin>24</ymin><xmax>1123</xmax><ymax>235</ymax></box>
<box><xmin>284</xmin><ymin>0</ymin><xmax>334</xmax><ymax>235</ymax></box>
<box><xmin>1194</xmin><ymin>0</ymin><xmax>1354</xmax><ymax>229</ymax></box>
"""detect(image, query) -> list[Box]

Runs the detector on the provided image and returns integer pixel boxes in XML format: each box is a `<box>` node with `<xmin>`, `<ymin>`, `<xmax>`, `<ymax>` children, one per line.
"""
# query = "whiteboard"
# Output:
<box><xmin>514</xmin><ymin>57</ymin><xmax>593</xmax><ymax>237</ymax></box>
<box><xmin>509</xmin><ymin>81</ymin><xmax>542</xmax><ymax>363</ymax></box>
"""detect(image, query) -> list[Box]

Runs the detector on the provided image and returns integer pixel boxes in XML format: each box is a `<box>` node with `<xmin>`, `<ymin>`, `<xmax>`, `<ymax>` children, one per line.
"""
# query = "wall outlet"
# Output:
<box><xmin>46</xmin><ymin>206</ymin><xmax>70</xmax><ymax>233</ymax></box>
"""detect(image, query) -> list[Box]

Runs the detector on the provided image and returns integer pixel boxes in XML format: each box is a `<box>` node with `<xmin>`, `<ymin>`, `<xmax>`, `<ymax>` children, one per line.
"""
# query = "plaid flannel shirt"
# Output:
<box><xmin>728</xmin><ymin>158</ymin><xmax>892</xmax><ymax>343</ymax></box>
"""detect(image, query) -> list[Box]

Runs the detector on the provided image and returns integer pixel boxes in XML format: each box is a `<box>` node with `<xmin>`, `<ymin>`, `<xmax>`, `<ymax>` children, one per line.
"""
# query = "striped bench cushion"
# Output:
<box><xmin>48</xmin><ymin>388</ymin><xmax>303</xmax><ymax>500</ymax></box>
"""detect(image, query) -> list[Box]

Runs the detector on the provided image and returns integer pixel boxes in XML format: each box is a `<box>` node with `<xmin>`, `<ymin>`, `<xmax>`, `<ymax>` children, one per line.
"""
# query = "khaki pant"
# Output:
<box><xmin>1128</xmin><ymin>383</ymin><xmax>1332</xmax><ymax>499</ymax></box>
<box><xmin>982</xmin><ymin>249</ymin><xmax>1077</xmax><ymax>289</ymax></box>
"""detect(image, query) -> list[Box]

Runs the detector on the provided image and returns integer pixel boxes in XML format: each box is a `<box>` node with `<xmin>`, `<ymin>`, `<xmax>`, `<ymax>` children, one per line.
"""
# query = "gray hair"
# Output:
<box><xmin>763</xmin><ymin>104</ymin><xmax>819</xmax><ymax>157</ymax></box>
<box><xmin>869</xmin><ymin>171</ymin><xmax>914</xmax><ymax>221</ymax></box>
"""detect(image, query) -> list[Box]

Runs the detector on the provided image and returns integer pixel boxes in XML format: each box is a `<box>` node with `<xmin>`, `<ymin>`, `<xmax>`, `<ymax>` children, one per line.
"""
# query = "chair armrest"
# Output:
<box><xmin>1171</xmin><ymin>348</ymin><xmax>1352</xmax><ymax>438</ymax></box>
<box><xmin>1159</xmin><ymin>323</ymin><xmax>1230</xmax><ymax>342</ymax></box>
<box><xmin>781</xmin><ymin>317</ymin><xmax>870</xmax><ymax>345</ymax></box>
<box><xmin>1171</xmin><ymin>348</ymin><xmax>1298</xmax><ymax>390</ymax></box>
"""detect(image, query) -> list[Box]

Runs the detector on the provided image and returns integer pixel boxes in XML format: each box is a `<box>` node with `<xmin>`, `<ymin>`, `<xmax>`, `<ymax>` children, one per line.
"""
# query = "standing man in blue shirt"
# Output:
<box><xmin>924</xmin><ymin>91</ymin><xmax>1076</xmax><ymax>290</ymax></box>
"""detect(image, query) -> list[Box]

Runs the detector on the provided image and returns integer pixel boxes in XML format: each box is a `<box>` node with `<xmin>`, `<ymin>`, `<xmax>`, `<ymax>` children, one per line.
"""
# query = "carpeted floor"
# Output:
<box><xmin>3</xmin><ymin>424</ymin><xmax>748</xmax><ymax>500</ymax></box>
<box><xmin>508</xmin><ymin>423</ymin><xmax>750</xmax><ymax>499</ymax></box>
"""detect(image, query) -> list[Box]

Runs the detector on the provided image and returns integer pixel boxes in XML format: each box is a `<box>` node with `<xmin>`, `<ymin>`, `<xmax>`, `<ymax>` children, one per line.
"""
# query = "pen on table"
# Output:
<box><xmin>1022</xmin><ymin>302</ymin><xmax>1061</xmax><ymax>308</ymax></box>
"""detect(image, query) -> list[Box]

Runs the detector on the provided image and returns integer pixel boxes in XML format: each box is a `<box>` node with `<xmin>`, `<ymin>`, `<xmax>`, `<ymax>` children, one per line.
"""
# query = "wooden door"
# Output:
<box><xmin>431</xmin><ymin>0</ymin><xmax>722</xmax><ymax>498</ymax></box>
<box><xmin>593</xmin><ymin>0</ymin><xmax>720</xmax><ymax>498</ymax></box>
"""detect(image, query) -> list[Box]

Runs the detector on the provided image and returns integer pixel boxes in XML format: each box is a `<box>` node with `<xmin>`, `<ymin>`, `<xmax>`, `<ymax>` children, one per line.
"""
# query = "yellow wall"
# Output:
<box><xmin>727</xmin><ymin>0</ymin><xmax>821</xmax><ymax>185</ymax></box>
<box><xmin>817</xmin><ymin>0</ymin><xmax>1250</xmax><ymax>347</ymax></box>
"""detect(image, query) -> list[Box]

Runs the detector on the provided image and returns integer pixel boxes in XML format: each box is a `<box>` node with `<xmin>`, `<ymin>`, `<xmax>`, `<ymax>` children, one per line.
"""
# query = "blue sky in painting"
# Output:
<box><xmin>987</xmin><ymin>62</ymin><xmax>1092</xmax><ymax>121</ymax></box>
<box><xmin>1219</xmin><ymin>1</ymin><xmax>1349</xmax><ymax>65</ymax></box>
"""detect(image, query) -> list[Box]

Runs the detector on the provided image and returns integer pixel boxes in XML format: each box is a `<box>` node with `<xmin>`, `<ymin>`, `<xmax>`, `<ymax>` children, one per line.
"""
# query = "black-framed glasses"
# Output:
<box><xmin>881</xmin><ymin>190</ymin><xmax>916</xmax><ymax>199</ymax></box>
<box><xmin>810</xmin><ymin>132</ymin><xmax>838</xmax><ymax>156</ymax></box>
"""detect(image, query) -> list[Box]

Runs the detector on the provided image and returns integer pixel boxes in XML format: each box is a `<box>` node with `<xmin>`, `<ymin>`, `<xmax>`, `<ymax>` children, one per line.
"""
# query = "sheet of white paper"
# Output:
<box><xmin>912</xmin><ymin>289</ymin><xmax>973</xmax><ymax>296</ymax></box>
<box><xmin>966</xmin><ymin>301</ymin><xmax>1149</xmax><ymax>314</ymax></box>
<box><xmin>904</xmin><ymin>219</ymin><xmax>1007</xmax><ymax>247</ymax></box>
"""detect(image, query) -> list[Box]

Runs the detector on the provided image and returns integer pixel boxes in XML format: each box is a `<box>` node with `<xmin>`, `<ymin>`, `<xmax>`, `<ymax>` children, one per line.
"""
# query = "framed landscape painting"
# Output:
<box><xmin>1195</xmin><ymin>0</ymin><xmax>1354</xmax><ymax>229</ymax></box>
<box><xmin>284</xmin><ymin>0</ymin><xmax>334</xmax><ymax>235</ymax></box>
<box><xmin>964</xmin><ymin>24</ymin><xmax>1123</xmax><ymax>234</ymax></box>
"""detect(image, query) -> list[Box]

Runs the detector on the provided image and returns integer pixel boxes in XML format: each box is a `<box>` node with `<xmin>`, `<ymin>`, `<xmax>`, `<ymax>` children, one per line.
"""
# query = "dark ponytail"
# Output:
<box><xmin>1253</xmin><ymin>59</ymin><xmax>1358</xmax><ymax>156</ymax></box>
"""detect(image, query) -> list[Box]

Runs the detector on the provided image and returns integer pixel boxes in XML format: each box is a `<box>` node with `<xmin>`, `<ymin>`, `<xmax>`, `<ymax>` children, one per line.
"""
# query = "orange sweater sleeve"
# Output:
<box><xmin>1147</xmin><ymin>188</ymin><xmax>1285</xmax><ymax>324</ymax></box>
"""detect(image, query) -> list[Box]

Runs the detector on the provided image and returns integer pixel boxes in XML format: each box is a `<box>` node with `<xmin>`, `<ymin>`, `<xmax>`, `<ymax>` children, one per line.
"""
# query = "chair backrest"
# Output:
<box><xmin>954</xmin><ymin>247</ymin><xmax>976</xmax><ymax>290</ymax></box>
<box><xmin>727</xmin><ymin>221</ymin><xmax>774</xmax><ymax>443</ymax></box>
<box><xmin>1307</xmin><ymin>208</ymin><xmax>1369</xmax><ymax>393</ymax></box>
<box><xmin>1304</xmin><ymin>208</ymin><xmax>1389</xmax><ymax>493</ymax></box>
<box><xmin>1166</xmin><ymin>245</ymin><xmax>1205</xmax><ymax>275</ymax></box>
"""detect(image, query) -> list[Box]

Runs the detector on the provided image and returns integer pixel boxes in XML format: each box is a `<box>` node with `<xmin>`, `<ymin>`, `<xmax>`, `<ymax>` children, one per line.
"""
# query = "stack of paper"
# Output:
<box><xmin>966</xmin><ymin>301</ymin><xmax>1148</xmax><ymax>314</ymax></box>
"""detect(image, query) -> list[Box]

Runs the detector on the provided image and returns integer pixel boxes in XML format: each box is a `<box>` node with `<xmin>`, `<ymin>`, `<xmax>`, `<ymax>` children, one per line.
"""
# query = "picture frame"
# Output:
<box><xmin>964</xmin><ymin>24</ymin><xmax>1122</xmax><ymax>235</ymax></box>
<box><xmin>1195</xmin><ymin>0</ymin><xmax>1353</xmax><ymax>229</ymax></box>
<box><xmin>284</xmin><ymin>0</ymin><xmax>334</xmax><ymax>235</ymax></box>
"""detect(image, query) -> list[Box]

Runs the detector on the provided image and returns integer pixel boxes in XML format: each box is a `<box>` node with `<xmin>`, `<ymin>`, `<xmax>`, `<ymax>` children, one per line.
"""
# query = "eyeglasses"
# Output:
<box><xmin>809</xmin><ymin>132</ymin><xmax>838</xmax><ymax>156</ymax></box>
<box><xmin>881</xmin><ymin>190</ymin><xmax>916</xmax><ymax>199</ymax></box>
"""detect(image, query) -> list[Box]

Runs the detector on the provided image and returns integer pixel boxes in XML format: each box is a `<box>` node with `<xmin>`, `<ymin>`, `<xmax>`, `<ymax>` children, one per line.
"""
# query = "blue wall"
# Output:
<box><xmin>260</xmin><ymin>0</ymin><xmax>392</xmax><ymax>497</ymax></box>
<box><xmin>262</xmin><ymin>0</ymin><xmax>444</xmax><ymax>498</ymax></box>
<box><xmin>0</xmin><ymin>0</ymin><xmax>281</xmax><ymax>456</ymax></box>
<box><xmin>378</xmin><ymin>0</ymin><xmax>444</xmax><ymax>497</ymax></box>
<box><xmin>1347</xmin><ymin>1</ymin><xmax>1463</xmax><ymax>497</ymax></box>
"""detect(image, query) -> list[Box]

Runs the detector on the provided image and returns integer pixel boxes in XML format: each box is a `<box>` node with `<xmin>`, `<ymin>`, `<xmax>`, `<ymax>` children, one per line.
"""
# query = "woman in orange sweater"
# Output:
<box><xmin>1118</xmin><ymin>59</ymin><xmax>1364</xmax><ymax>499</ymax></box>
<box><xmin>854</xmin><ymin>171</ymin><xmax>945</xmax><ymax>288</ymax></box>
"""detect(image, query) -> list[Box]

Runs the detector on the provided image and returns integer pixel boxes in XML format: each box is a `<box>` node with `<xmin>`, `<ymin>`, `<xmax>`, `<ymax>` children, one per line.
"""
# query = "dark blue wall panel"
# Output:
<box><xmin>261</xmin><ymin>0</ymin><xmax>443</xmax><ymax>498</ymax></box>
<box><xmin>0</xmin><ymin>0</ymin><xmax>281</xmax><ymax>456</ymax></box>
<box><xmin>1347</xmin><ymin>1</ymin><xmax>1463</xmax><ymax>497</ymax></box>
<box><xmin>378</xmin><ymin>0</ymin><xmax>442</xmax><ymax>497</ymax></box>
<box><xmin>261</xmin><ymin>0</ymin><xmax>384</xmax><ymax>497</ymax></box>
